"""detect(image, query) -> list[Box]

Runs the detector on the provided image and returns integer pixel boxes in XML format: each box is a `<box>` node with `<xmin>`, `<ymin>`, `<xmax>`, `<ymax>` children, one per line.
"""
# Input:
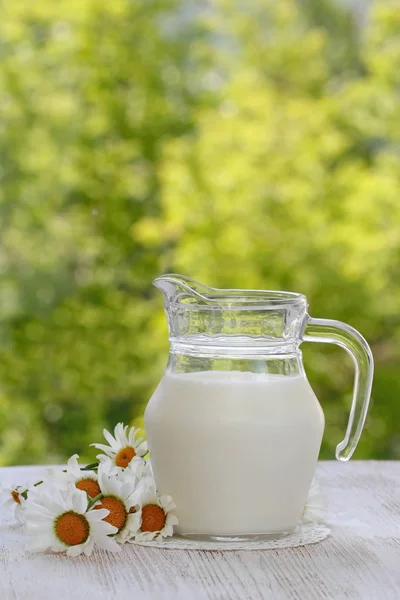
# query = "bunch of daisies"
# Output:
<box><xmin>0</xmin><ymin>423</ymin><xmax>178</xmax><ymax>557</ymax></box>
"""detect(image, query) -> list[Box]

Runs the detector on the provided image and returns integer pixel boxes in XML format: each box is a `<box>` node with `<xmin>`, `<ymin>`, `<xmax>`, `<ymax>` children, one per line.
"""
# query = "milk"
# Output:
<box><xmin>145</xmin><ymin>370</ymin><xmax>324</xmax><ymax>537</ymax></box>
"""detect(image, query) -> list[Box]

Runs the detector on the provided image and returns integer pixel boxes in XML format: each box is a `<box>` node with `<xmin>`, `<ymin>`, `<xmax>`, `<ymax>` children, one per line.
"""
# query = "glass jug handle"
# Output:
<box><xmin>303</xmin><ymin>318</ymin><xmax>374</xmax><ymax>461</ymax></box>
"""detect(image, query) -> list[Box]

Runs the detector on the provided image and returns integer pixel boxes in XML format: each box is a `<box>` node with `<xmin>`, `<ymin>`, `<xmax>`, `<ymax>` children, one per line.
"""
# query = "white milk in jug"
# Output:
<box><xmin>145</xmin><ymin>370</ymin><xmax>324</xmax><ymax>537</ymax></box>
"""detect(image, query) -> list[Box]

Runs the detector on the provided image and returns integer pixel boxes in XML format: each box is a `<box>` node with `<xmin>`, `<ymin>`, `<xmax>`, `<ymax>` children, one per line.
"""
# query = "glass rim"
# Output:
<box><xmin>154</xmin><ymin>275</ymin><xmax>307</xmax><ymax>310</ymax></box>
<box><xmin>174</xmin><ymin>290</ymin><xmax>307</xmax><ymax>310</ymax></box>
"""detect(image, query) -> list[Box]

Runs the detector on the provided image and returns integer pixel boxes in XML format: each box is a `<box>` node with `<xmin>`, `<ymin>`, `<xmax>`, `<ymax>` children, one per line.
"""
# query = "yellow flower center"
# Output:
<box><xmin>95</xmin><ymin>496</ymin><xmax>127</xmax><ymax>531</ymax></box>
<box><xmin>55</xmin><ymin>511</ymin><xmax>89</xmax><ymax>546</ymax></box>
<box><xmin>141</xmin><ymin>504</ymin><xmax>166</xmax><ymax>532</ymax></box>
<box><xmin>11</xmin><ymin>491</ymin><xmax>21</xmax><ymax>504</ymax></box>
<box><xmin>75</xmin><ymin>478</ymin><xmax>101</xmax><ymax>498</ymax></box>
<box><xmin>115</xmin><ymin>446</ymin><xmax>136</xmax><ymax>468</ymax></box>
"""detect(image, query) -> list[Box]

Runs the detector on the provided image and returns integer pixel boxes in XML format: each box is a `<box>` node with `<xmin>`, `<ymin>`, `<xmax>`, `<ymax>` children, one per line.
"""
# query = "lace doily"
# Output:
<box><xmin>132</xmin><ymin>522</ymin><xmax>330</xmax><ymax>550</ymax></box>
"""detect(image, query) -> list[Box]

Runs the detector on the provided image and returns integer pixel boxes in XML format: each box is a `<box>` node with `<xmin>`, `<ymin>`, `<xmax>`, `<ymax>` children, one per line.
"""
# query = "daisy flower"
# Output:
<box><xmin>128</xmin><ymin>478</ymin><xmax>178</xmax><ymax>542</ymax></box>
<box><xmin>23</xmin><ymin>484</ymin><xmax>120</xmax><ymax>556</ymax></box>
<box><xmin>92</xmin><ymin>423</ymin><xmax>147</xmax><ymax>470</ymax></box>
<box><xmin>302</xmin><ymin>477</ymin><xmax>327</xmax><ymax>524</ymax></box>
<box><xmin>48</xmin><ymin>454</ymin><xmax>101</xmax><ymax>499</ymax></box>
<box><xmin>95</xmin><ymin>462</ymin><xmax>139</xmax><ymax>543</ymax></box>
<box><xmin>0</xmin><ymin>484</ymin><xmax>26</xmax><ymax>523</ymax></box>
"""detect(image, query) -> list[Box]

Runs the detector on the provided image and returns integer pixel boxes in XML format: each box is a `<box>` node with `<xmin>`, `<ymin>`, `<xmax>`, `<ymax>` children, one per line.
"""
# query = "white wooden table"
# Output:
<box><xmin>0</xmin><ymin>461</ymin><xmax>399</xmax><ymax>600</ymax></box>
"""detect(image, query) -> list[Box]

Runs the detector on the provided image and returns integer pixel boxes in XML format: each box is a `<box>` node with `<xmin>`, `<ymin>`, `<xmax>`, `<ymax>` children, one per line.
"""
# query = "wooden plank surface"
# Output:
<box><xmin>0</xmin><ymin>461</ymin><xmax>399</xmax><ymax>600</ymax></box>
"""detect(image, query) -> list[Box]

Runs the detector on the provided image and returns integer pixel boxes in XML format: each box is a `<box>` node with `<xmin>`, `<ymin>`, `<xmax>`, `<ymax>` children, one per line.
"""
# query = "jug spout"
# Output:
<box><xmin>153</xmin><ymin>274</ymin><xmax>210</xmax><ymax>306</ymax></box>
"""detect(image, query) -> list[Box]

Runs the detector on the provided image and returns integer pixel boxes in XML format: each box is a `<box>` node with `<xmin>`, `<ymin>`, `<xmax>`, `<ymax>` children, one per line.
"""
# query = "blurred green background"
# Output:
<box><xmin>0</xmin><ymin>0</ymin><xmax>399</xmax><ymax>465</ymax></box>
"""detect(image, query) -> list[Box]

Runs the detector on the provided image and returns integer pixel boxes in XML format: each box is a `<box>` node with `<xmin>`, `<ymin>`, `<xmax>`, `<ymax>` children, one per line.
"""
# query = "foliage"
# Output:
<box><xmin>0</xmin><ymin>0</ymin><xmax>399</xmax><ymax>464</ymax></box>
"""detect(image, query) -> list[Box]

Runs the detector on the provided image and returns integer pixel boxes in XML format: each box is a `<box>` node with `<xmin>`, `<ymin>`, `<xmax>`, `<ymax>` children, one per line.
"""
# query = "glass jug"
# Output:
<box><xmin>145</xmin><ymin>274</ymin><xmax>373</xmax><ymax>541</ymax></box>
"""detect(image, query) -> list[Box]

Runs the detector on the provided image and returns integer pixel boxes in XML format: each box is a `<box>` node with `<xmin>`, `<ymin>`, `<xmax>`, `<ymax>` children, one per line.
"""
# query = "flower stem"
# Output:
<box><xmin>81</xmin><ymin>462</ymin><xmax>99</xmax><ymax>472</ymax></box>
<box><xmin>87</xmin><ymin>492</ymin><xmax>103</xmax><ymax>510</ymax></box>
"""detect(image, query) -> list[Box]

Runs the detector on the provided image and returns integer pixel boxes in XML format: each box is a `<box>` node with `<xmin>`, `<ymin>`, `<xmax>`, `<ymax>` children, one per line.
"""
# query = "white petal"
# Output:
<box><xmin>95</xmin><ymin>534</ymin><xmax>121</xmax><ymax>553</ymax></box>
<box><xmin>38</xmin><ymin>496</ymin><xmax>67</xmax><ymax>516</ymax></box>
<box><xmin>26</xmin><ymin>533</ymin><xmax>60</xmax><ymax>553</ymax></box>
<box><xmin>126</xmin><ymin>512</ymin><xmax>141</xmax><ymax>533</ymax></box>
<box><xmin>126</xmin><ymin>457</ymin><xmax>147</xmax><ymax>479</ymax></box>
<box><xmin>25</xmin><ymin>524</ymin><xmax>52</xmax><ymax>539</ymax></box>
<box><xmin>83</xmin><ymin>540</ymin><xmax>95</xmax><ymax>556</ymax></box>
<box><xmin>97</xmin><ymin>471</ymin><xmax>112</xmax><ymax>497</ymax></box>
<box><xmin>97</xmin><ymin>521</ymin><xmax>118</xmax><ymax>537</ymax></box>
<box><xmin>136</xmin><ymin>481</ymin><xmax>158</xmax><ymax>507</ymax></box>
<box><xmin>120</xmin><ymin>480</ymin><xmax>136</xmax><ymax>499</ymax></box>
<box><xmin>67</xmin><ymin>455</ymin><xmax>82</xmax><ymax>478</ymax></box>
<box><xmin>103</xmin><ymin>428</ymin><xmax>118</xmax><ymax>449</ymax></box>
<box><xmin>161</xmin><ymin>524</ymin><xmax>174</xmax><ymax>537</ymax></box>
<box><xmin>24</xmin><ymin>521</ymin><xmax>54</xmax><ymax>534</ymax></box>
<box><xmin>70</xmin><ymin>488</ymin><xmax>88</xmax><ymax>514</ymax></box>
<box><xmin>135</xmin><ymin>441</ymin><xmax>148</xmax><ymax>456</ymax></box>
<box><xmin>97</xmin><ymin>459</ymin><xmax>113</xmax><ymax>478</ymax></box>
<box><xmin>92</xmin><ymin>444</ymin><xmax>115</xmax><ymax>456</ymax></box>
<box><xmin>114</xmin><ymin>423</ymin><xmax>127</xmax><ymax>447</ymax></box>
<box><xmin>89</xmin><ymin>516</ymin><xmax>118</xmax><ymax>538</ymax></box>
<box><xmin>159</xmin><ymin>495</ymin><xmax>176</xmax><ymax>512</ymax></box>
<box><xmin>107</xmin><ymin>464</ymin><xmax>123</xmax><ymax>477</ymax></box>
<box><xmin>136</xmin><ymin>530</ymin><xmax>157</xmax><ymax>542</ymax></box>
<box><xmin>116</xmin><ymin>523</ymin><xmax>133</xmax><ymax>544</ymax></box>
<box><xmin>166</xmin><ymin>514</ymin><xmax>179</xmax><ymax>527</ymax></box>
<box><xmin>23</xmin><ymin>504</ymin><xmax>55</xmax><ymax>520</ymax></box>
<box><xmin>52</xmin><ymin>545</ymin><xmax>68</xmax><ymax>553</ymax></box>
<box><xmin>106</xmin><ymin>476</ymin><xmax>121</xmax><ymax>498</ymax></box>
<box><xmin>66</xmin><ymin>544</ymin><xmax>85</xmax><ymax>557</ymax></box>
<box><xmin>14</xmin><ymin>504</ymin><xmax>25</xmax><ymax>524</ymax></box>
<box><xmin>86</xmin><ymin>508</ymin><xmax>110</xmax><ymax>522</ymax></box>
